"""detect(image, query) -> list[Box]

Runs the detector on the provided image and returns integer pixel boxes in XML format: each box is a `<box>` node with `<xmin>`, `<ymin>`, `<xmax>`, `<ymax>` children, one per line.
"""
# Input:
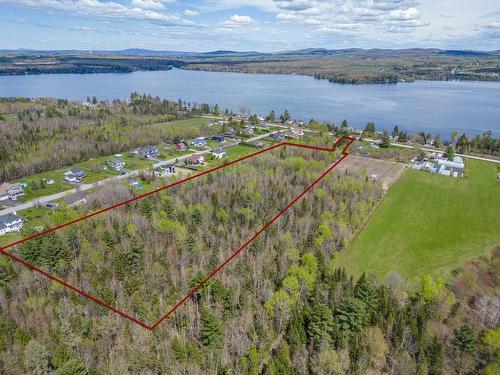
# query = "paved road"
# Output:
<box><xmin>0</xmin><ymin>132</ymin><xmax>277</xmax><ymax>216</ymax></box>
<box><xmin>272</xmin><ymin>123</ymin><xmax>500</xmax><ymax>164</ymax></box>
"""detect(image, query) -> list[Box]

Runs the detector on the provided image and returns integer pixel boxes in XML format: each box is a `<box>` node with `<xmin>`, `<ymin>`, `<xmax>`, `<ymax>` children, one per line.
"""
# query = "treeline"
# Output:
<box><xmin>0</xmin><ymin>95</ymin><xmax>219</xmax><ymax>181</ymax></box>
<box><xmin>361</xmin><ymin>121</ymin><xmax>500</xmax><ymax>157</ymax></box>
<box><xmin>0</xmin><ymin>56</ymin><xmax>176</xmax><ymax>76</ymax></box>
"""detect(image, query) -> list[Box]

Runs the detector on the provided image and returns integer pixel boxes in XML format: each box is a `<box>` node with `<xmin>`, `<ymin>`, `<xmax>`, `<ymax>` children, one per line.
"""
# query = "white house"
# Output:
<box><xmin>212</xmin><ymin>148</ymin><xmax>228</xmax><ymax>159</ymax></box>
<box><xmin>0</xmin><ymin>182</ymin><xmax>25</xmax><ymax>201</ymax></box>
<box><xmin>63</xmin><ymin>168</ymin><xmax>85</xmax><ymax>183</ymax></box>
<box><xmin>0</xmin><ymin>213</ymin><xmax>24</xmax><ymax>235</ymax></box>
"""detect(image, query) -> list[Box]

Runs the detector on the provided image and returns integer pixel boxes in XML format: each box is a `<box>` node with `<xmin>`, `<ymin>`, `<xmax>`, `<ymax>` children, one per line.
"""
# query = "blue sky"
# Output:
<box><xmin>1</xmin><ymin>0</ymin><xmax>499</xmax><ymax>51</ymax></box>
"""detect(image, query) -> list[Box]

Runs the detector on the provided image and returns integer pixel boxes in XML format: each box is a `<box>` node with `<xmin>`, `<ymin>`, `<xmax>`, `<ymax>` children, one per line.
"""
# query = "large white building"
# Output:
<box><xmin>0</xmin><ymin>213</ymin><xmax>24</xmax><ymax>235</ymax></box>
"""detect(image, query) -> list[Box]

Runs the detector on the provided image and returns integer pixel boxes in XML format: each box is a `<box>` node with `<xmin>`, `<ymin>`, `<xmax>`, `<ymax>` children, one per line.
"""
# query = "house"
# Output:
<box><xmin>128</xmin><ymin>177</ymin><xmax>142</xmax><ymax>188</ymax></box>
<box><xmin>272</xmin><ymin>132</ymin><xmax>285</xmax><ymax>141</ymax></box>
<box><xmin>212</xmin><ymin>148</ymin><xmax>227</xmax><ymax>159</ymax></box>
<box><xmin>63</xmin><ymin>168</ymin><xmax>85</xmax><ymax>183</ymax></box>
<box><xmin>107</xmin><ymin>158</ymin><xmax>125</xmax><ymax>171</ymax></box>
<box><xmin>138</xmin><ymin>145</ymin><xmax>159</xmax><ymax>159</ymax></box>
<box><xmin>243</xmin><ymin>126</ymin><xmax>254</xmax><ymax>135</ymax></box>
<box><xmin>0</xmin><ymin>182</ymin><xmax>25</xmax><ymax>201</ymax></box>
<box><xmin>64</xmin><ymin>192</ymin><xmax>87</xmax><ymax>207</ymax></box>
<box><xmin>176</xmin><ymin>142</ymin><xmax>186</xmax><ymax>151</ymax></box>
<box><xmin>0</xmin><ymin>213</ymin><xmax>24</xmax><ymax>235</ymax></box>
<box><xmin>289</xmin><ymin>128</ymin><xmax>304</xmax><ymax>137</ymax></box>
<box><xmin>223</xmin><ymin>130</ymin><xmax>236</xmax><ymax>139</ymax></box>
<box><xmin>190</xmin><ymin>138</ymin><xmax>207</xmax><ymax>148</ymax></box>
<box><xmin>154</xmin><ymin>164</ymin><xmax>176</xmax><ymax>177</ymax></box>
<box><xmin>259</xmin><ymin>122</ymin><xmax>269</xmax><ymax>130</ymax></box>
<box><xmin>188</xmin><ymin>154</ymin><xmax>205</xmax><ymax>165</ymax></box>
<box><xmin>212</xmin><ymin>135</ymin><xmax>225</xmax><ymax>143</ymax></box>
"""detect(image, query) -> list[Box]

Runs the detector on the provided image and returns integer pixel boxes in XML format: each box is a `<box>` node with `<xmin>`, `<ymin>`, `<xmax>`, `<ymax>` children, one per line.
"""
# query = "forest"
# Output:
<box><xmin>0</xmin><ymin>95</ymin><xmax>220</xmax><ymax>181</ymax></box>
<box><xmin>0</xmin><ymin>139</ymin><xmax>498</xmax><ymax>374</ymax></box>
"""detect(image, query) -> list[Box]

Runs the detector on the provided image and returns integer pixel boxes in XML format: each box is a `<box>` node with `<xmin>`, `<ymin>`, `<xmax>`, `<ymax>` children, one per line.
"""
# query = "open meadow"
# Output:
<box><xmin>338</xmin><ymin>158</ymin><xmax>500</xmax><ymax>281</ymax></box>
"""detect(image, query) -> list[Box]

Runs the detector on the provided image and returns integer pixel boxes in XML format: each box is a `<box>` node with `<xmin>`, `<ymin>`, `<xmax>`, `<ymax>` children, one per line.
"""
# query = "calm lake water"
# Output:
<box><xmin>1</xmin><ymin>68</ymin><xmax>499</xmax><ymax>137</ymax></box>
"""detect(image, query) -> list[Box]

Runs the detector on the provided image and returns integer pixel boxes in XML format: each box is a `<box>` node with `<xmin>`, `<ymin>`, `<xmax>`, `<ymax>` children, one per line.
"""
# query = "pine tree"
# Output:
<box><xmin>380</xmin><ymin>130</ymin><xmax>391</xmax><ymax>148</ymax></box>
<box><xmin>335</xmin><ymin>297</ymin><xmax>368</xmax><ymax>336</ymax></box>
<box><xmin>200</xmin><ymin>309</ymin><xmax>223</xmax><ymax>349</ymax></box>
<box><xmin>426</xmin><ymin>335</ymin><xmax>444</xmax><ymax>375</ymax></box>
<box><xmin>127</xmin><ymin>236</ymin><xmax>143</xmax><ymax>272</ymax></box>
<box><xmin>287</xmin><ymin>307</ymin><xmax>307</xmax><ymax>350</ymax></box>
<box><xmin>306</xmin><ymin>300</ymin><xmax>334</xmax><ymax>346</ymax></box>
<box><xmin>55</xmin><ymin>359</ymin><xmax>88</xmax><ymax>375</ymax></box>
<box><xmin>392</xmin><ymin>125</ymin><xmax>400</xmax><ymax>138</ymax></box>
<box><xmin>139</xmin><ymin>198</ymin><xmax>154</xmax><ymax>218</ymax></box>
<box><xmin>444</xmin><ymin>145</ymin><xmax>454</xmax><ymax>161</ymax></box>
<box><xmin>354</xmin><ymin>273</ymin><xmax>378</xmax><ymax>323</ymax></box>
<box><xmin>453</xmin><ymin>324</ymin><xmax>477</xmax><ymax>355</ymax></box>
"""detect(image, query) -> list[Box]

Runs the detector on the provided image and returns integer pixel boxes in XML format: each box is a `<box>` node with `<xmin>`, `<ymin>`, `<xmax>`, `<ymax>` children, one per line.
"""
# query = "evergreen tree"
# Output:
<box><xmin>139</xmin><ymin>198</ymin><xmax>154</xmax><ymax>218</ymax></box>
<box><xmin>354</xmin><ymin>273</ymin><xmax>378</xmax><ymax>323</ymax></box>
<box><xmin>55</xmin><ymin>359</ymin><xmax>88</xmax><ymax>375</ymax></box>
<box><xmin>267</xmin><ymin>110</ymin><xmax>276</xmax><ymax>123</ymax></box>
<box><xmin>453</xmin><ymin>324</ymin><xmax>477</xmax><ymax>355</ymax></box>
<box><xmin>286</xmin><ymin>307</ymin><xmax>307</xmax><ymax>351</ymax></box>
<box><xmin>364</xmin><ymin>122</ymin><xmax>376</xmax><ymax>135</ymax></box>
<box><xmin>444</xmin><ymin>145</ymin><xmax>454</xmax><ymax>161</ymax></box>
<box><xmin>426</xmin><ymin>335</ymin><xmax>444</xmax><ymax>375</ymax></box>
<box><xmin>200</xmin><ymin>309</ymin><xmax>223</xmax><ymax>349</ymax></box>
<box><xmin>306</xmin><ymin>300</ymin><xmax>334</xmax><ymax>346</ymax></box>
<box><xmin>392</xmin><ymin>125</ymin><xmax>400</xmax><ymax>138</ymax></box>
<box><xmin>380</xmin><ymin>130</ymin><xmax>391</xmax><ymax>148</ymax></box>
<box><xmin>127</xmin><ymin>236</ymin><xmax>143</xmax><ymax>272</ymax></box>
<box><xmin>335</xmin><ymin>297</ymin><xmax>368</xmax><ymax>336</ymax></box>
<box><xmin>434</xmin><ymin>134</ymin><xmax>443</xmax><ymax>148</ymax></box>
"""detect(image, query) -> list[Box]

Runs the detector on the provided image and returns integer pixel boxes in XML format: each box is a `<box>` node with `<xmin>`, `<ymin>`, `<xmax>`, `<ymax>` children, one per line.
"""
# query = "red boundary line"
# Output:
<box><xmin>0</xmin><ymin>136</ymin><xmax>355</xmax><ymax>330</ymax></box>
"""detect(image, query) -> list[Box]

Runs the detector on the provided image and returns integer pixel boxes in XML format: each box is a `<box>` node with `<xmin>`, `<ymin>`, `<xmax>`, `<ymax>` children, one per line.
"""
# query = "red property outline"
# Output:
<box><xmin>0</xmin><ymin>136</ymin><xmax>355</xmax><ymax>330</ymax></box>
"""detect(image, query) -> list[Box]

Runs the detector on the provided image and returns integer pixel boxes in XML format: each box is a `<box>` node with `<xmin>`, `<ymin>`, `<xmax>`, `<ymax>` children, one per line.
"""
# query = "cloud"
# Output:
<box><xmin>131</xmin><ymin>0</ymin><xmax>167</xmax><ymax>11</ymax></box>
<box><xmin>0</xmin><ymin>0</ymin><xmax>194</xmax><ymax>26</ymax></box>
<box><xmin>274</xmin><ymin>0</ymin><xmax>319</xmax><ymax>11</ymax></box>
<box><xmin>183</xmin><ymin>9</ymin><xmax>200</xmax><ymax>16</ymax></box>
<box><xmin>221</xmin><ymin>14</ymin><xmax>255</xmax><ymax>28</ymax></box>
<box><xmin>274</xmin><ymin>0</ymin><xmax>429</xmax><ymax>36</ymax></box>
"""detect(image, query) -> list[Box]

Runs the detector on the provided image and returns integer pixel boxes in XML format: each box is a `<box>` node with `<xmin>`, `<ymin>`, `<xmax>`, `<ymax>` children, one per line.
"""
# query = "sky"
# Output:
<box><xmin>0</xmin><ymin>0</ymin><xmax>499</xmax><ymax>52</ymax></box>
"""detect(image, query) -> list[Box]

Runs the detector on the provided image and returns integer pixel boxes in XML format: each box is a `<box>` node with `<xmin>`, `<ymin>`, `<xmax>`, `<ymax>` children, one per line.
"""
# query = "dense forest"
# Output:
<box><xmin>0</xmin><ymin>142</ymin><xmax>498</xmax><ymax>374</ymax></box>
<box><xmin>0</xmin><ymin>55</ymin><xmax>174</xmax><ymax>75</ymax></box>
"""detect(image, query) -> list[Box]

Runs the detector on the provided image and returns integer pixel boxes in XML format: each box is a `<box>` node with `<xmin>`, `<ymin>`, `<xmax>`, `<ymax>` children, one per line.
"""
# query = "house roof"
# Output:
<box><xmin>213</xmin><ymin>148</ymin><xmax>226</xmax><ymax>154</ymax></box>
<box><xmin>190</xmin><ymin>154</ymin><xmax>204</xmax><ymax>162</ymax></box>
<box><xmin>70</xmin><ymin>167</ymin><xmax>85</xmax><ymax>174</ymax></box>
<box><xmin>0</xmin><ymin>183</ymin><xmax>13</xmax><ymax>195</ymax></box>
<box><xmin>0</xmin><ymin>213</ymin><xmax>23</xmax><ymax>226</ymax></box>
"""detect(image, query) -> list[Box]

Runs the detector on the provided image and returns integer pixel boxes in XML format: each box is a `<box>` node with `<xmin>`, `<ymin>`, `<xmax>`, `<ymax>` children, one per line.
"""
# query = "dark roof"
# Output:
<box><xmin>71</xmin><ymin>167</ymin><xmax>85</xmax><ymax>174</ymax></box>
<box><xmin>0</xmin><ymin>213</ymin><xmax>23</xmax><ymax>225</ymax></box>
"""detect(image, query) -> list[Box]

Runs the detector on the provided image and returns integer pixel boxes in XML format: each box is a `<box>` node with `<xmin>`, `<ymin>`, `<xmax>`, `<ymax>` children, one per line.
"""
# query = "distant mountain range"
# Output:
<box><xmin>1</xmin><ymin>47</ymin><xmax>499</xmax><ymax>58</ymax></box>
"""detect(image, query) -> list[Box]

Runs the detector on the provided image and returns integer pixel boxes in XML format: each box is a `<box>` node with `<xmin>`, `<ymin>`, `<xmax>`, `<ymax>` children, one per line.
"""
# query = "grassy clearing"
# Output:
<box><xmin>338</xmin><ymin>159</ymin><xmax>500</xmax><ymax>281</ymax></box>
<box><xmin>12</xmin><ymin>153</ymin><xmax>152</xmax><ymax>201</ymax></box>
<box><xmin>158</xmin><ymin>117</ymin><xmax>213</xmax><ymax>129</ymax></box>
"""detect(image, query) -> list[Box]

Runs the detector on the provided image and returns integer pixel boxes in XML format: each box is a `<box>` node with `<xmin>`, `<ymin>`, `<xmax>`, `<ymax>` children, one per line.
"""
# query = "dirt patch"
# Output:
<box><xmin>335</xmin><ymin>155</ymin><xmax>407</xmax><ymax>190</ymax></box>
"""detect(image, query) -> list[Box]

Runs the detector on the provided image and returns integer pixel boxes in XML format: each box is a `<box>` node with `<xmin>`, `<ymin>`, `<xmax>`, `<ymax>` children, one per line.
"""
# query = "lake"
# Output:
<box><xmin>1</xmin><ymin>68</ymin><xmax>499</xmax><ymax>137</ymax></box>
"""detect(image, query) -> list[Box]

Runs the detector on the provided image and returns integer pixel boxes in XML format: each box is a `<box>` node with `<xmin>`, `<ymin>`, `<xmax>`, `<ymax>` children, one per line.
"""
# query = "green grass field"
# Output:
<box><xmin>338</xmin><ymin>159</ymin><xmax>500</xmax><ymax>281</ymax></box>
<box><xmin>159</xmin><ymin>117</ymin><xmax>214</xmax><ymax>129</ymax></box>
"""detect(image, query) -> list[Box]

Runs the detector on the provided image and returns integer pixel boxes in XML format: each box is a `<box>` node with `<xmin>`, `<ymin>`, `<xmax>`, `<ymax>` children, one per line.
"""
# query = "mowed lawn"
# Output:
<box><xmin>338</xmin><ymin>159</ymin><xmax>500</xmax><ymax>281</ymax></box>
